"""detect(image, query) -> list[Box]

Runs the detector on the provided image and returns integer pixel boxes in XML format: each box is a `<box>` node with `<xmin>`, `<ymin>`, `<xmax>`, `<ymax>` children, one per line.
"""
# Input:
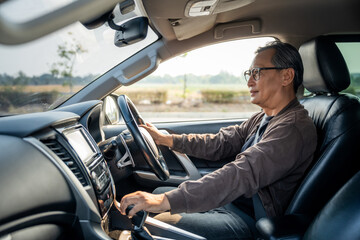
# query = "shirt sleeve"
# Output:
<box><xmin>166</xmin><ymin>123</ymin><xmax>305</xmax><ymax>214</ymax></box>
<box><xmin>170</xmin><ymin>121</ymin><xmax>251</xmax><ymax>161</ymax></box>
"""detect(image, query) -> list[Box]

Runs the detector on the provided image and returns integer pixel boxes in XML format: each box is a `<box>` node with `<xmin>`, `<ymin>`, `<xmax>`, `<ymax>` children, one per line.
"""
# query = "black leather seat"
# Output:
<box><xmin>258</xmin><ymin>171</ymin><xmax>360</xmax><ymax>240</ymax></box>
<box><xmin>287</xmin><ymin>36</ymin><xmax>360</xmax><ymax>217</ymax></box>
<box><xmin>256</xmin><ymin>36</ymin><xmax>360</xmax><ymax>239</ymax></box>
<box><xmin>302</xmin><ymin>171</ymin><xmax>360</xmax><ymax>239</ymax></box>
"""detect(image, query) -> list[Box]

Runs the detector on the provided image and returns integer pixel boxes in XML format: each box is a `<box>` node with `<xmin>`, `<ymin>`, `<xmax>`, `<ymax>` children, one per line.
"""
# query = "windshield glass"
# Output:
<box><xmin>117</xmin><ymin>37</ymin><xmax>273</xmax><ymax>122</ymax></box>
<box><xmin>0</xmin><ymin>0</ymin><xmax>158</xmax><ymax>115</ymax></box>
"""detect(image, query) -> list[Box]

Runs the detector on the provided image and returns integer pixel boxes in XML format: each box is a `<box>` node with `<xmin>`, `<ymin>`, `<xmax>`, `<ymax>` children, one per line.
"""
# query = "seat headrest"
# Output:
<box><xmin>299</xmin><ymin>36</ymin><xmax>350</xmax><ymax>93</ymax></box>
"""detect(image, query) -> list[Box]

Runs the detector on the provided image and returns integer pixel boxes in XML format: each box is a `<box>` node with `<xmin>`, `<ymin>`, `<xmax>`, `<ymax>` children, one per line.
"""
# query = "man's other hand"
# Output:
<box><xmin>119</xmin><ymin>191</ymin><xmax>171</xmax><ymax>217</ymax></box>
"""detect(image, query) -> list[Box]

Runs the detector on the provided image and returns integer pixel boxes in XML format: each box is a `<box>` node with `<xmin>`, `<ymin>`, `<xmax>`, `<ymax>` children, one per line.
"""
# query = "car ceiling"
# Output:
<box><xmin>143</xmin><ymin>0</ymin><xmax>360</xmax><ymax>49</ymax></box>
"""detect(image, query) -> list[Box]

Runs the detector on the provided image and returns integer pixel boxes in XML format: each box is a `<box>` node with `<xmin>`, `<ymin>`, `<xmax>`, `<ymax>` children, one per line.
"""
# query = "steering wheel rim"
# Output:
<box><xmin>117</xmin><ymin>95</ymin><xmax>170</xmax><ymax>181</ymax></box>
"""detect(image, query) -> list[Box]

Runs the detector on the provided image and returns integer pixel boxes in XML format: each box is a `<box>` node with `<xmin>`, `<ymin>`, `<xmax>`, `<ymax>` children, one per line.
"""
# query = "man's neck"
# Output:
<box><xmin>262</xmin><ymin>94</ymin><xmax>296</xmax><ymax>116</ymax></box>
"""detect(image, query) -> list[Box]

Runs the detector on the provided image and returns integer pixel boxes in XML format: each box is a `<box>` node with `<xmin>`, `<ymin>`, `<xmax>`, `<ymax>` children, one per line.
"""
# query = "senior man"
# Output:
<box><xmin>120</xmin><ymin>41</ymin><xmax>317</xmax><ymax>239</ymax></box>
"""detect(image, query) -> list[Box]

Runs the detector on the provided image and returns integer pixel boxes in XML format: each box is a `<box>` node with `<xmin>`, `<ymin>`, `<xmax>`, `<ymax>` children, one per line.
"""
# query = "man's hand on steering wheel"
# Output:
<box><xmin>140</xmin><ymin>123</ymin><xmax>174</xmax><ymax>148</ymax></box>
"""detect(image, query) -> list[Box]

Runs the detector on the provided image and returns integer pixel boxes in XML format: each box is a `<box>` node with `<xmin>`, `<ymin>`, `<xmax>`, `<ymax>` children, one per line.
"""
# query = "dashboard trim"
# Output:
<box><xmin>0</xmin><ymin>111</ymin><xmax>79</xmax><ymax>137</ymax></box>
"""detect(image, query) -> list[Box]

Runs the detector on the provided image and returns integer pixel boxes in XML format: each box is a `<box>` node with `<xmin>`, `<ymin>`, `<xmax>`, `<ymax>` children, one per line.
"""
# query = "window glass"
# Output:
<box><xmin>0</xmin><ymin>0</ymin><xmax>158</xmax><ymax>115</ymax></box>
<box><xmin>336</xmin><ymin>42</ymin><xmax>360</xmax><ymax>96</ymax></box>
<box><xmin>117</xmin><ymin>37</ymin><xmax>274</xmax><ymax>122</ymax></box>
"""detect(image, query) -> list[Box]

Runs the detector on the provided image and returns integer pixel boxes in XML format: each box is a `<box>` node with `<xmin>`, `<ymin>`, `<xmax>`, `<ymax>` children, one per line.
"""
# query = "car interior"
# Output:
<box><xmin>0</xmin><ymin>0</ymin><xmax>360</xmax><ymax>240</ymax></box>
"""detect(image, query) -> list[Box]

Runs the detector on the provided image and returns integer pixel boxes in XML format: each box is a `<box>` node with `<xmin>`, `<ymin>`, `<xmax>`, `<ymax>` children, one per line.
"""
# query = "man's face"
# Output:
<box><xmin>247</xmin><ymin>49</ymin><xmax>285</xmax><ymax>108</ymax></box>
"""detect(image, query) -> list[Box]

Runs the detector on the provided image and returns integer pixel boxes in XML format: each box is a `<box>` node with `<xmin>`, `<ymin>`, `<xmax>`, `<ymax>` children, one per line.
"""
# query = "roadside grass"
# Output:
<box><xmin>0</xmin><ymin>84</ymin><xmax>260</xmax><ymax>116</ymax></box>
<box><xmin>119</xmin><ymin>83</ymin><xmax>250</xmax><ymax>103</ymax></box>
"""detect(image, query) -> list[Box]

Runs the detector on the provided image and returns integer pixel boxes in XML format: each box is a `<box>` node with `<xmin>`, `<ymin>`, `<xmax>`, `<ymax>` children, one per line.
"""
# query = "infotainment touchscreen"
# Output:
<box><xmin>64</xmin><ymin>129</ymin><xmax>96</xmax><ymax>163</ymax></box>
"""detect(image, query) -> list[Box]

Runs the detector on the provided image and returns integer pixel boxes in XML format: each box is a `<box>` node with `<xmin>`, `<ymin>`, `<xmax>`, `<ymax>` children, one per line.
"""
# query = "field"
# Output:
<box><xmin>0</xmin><ymin>84</ymin><xmax>260</xmax><ymax>120</ymax></box>
<box><xmin>116</xmin><ymin>83</ymin><xmax>260</xmax><ymax>121</ymax></box>
<box><xmin>119</xmin><ymin>83</ymin><xmax>250</xmax><ymax>102</ymax></box>
<box><xmin>0</xmin><ymin>85</ymin><xmax>83</xmax><ymax>93</ymax></box>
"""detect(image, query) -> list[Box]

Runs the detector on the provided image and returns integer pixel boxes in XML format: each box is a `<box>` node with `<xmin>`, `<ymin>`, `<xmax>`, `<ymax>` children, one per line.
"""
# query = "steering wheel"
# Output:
<box><xmin>117</xmin><ymin>95</ymin><xmax>170</xmax><ymax>181</ymax></box>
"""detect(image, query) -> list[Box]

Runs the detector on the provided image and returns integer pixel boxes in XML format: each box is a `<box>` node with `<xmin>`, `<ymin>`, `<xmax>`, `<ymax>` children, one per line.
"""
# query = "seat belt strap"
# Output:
<box><xmin>251</xmin><ymin>115</ymin><xmax>273</xmax><ymax>220</ymax></box>
<box><xmin>253</xmin><ymin>193</ymin><xmax>267</xmax><ymax>220</ymax></box>
<box><xmin>240</xmin><ymin>114</ymin><xmax>273</xmax><ymax>221</ymax></box>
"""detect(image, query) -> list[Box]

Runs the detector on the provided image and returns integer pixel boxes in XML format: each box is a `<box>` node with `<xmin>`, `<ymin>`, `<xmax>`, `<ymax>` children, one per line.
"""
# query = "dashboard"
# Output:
<box><xmin>0</xmin><ymin>100</ymin><xmax>117</xmax><ymax>239</ymax></box>
<box><xmin>0</xmin><ymin>100</ymin><xmax>206</xmax><ymax>240</ymax></box>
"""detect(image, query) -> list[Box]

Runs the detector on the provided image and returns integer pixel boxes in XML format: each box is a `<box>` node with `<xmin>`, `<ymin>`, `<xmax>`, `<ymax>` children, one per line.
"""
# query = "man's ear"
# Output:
<box><xmin>282</xmin><ymin>68</ymin><xmax>295</xmax><ymax>87</ymax></box>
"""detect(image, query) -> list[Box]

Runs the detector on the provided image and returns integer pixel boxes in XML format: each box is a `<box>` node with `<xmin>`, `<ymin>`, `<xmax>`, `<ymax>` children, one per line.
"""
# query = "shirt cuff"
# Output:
<box><xmin>165</xmin><ymin>188</ymin><xmax>187</xmax><ymax>214</ymax></box>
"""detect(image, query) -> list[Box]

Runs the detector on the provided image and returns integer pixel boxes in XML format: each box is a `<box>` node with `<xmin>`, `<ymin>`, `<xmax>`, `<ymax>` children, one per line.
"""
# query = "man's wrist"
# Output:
<box><xmin>161</xmin><ymin>193</ymin><xmax>171</xmax><ymax>211</ymax></box>
<box><xmin>159</xmin><ymin>134</ymin><xmax>173</xmax><ymax>148</ymax></box>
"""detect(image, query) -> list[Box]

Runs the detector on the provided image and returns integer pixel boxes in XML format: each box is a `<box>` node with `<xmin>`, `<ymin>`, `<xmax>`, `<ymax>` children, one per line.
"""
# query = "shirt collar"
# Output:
<box><xmin>274</xmin><ymin>98</ymin><xmax>300</xmax><ymax>117</ymax></box>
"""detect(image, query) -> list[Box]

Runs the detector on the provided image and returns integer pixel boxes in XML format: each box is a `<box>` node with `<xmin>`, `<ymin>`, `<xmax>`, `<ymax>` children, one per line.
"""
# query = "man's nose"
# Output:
<box><xmin>247</xmin><ymin>75</ymin><xmax>256</xmax><ymax>87</ymax></box>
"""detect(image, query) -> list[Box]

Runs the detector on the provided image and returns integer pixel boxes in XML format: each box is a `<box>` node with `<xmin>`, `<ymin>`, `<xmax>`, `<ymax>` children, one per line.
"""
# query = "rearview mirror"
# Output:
<box><xmin>113</xmin><ymin>17</ymin><xmax>149</xmax><ymax>47</ymax></box>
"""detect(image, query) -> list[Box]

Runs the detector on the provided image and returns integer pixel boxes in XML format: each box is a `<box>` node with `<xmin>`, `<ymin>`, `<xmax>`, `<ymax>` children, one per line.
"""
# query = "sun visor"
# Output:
<box><xmin>171</xmin><ymin>0</ymin><xmax>256</xmax><ymax>40</ymax></box>
<box><xmin>170</xmin><ymin>15</ymin><xmax>217</xmax><ymax>40</ymax></box>
<box><xmin>185</xmin><ymin>0</ymin><xmax>255</xmax><ymax>17</ymax></box>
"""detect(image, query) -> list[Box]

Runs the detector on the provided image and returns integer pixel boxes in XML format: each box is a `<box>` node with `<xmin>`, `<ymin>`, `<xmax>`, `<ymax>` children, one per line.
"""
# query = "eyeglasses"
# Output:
<box><xmin>244</xmin><ymin>67</ymin><xmax>286</xmax><ymax>82</ymax></box>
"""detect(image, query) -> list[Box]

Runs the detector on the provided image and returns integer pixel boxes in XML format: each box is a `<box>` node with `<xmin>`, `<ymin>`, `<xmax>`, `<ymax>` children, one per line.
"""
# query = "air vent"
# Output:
<box><xmin>41</xmin><ymin>138</ymin><xmax>88</xmax><ymax>187</ymax></box>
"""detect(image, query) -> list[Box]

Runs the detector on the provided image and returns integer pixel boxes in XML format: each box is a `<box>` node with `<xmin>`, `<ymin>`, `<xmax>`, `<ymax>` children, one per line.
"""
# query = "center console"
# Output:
<box><xmin>60</xmin><ymin>125</ymin><xmax>115</xmax><ymax>218</ymax></box>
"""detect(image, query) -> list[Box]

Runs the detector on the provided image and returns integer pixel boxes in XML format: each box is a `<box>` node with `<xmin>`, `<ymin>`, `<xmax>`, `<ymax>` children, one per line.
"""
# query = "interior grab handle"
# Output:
<box><xmin>115</xmin><ymin>51</ymin><xmax>159</xmax><ymax>85</ymax></box>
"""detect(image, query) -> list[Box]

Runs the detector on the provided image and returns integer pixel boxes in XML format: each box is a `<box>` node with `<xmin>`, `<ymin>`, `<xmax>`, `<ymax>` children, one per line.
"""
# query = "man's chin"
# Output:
<box><xmin>250</xmin><ymin>97</ymin><xmax>258</xmax><ymax>104</ymax></box>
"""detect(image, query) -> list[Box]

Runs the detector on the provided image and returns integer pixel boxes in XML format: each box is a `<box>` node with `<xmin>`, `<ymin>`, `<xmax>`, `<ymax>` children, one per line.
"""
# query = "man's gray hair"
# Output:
<box><xmin>256</xmin><ymin>41</ymin><xmax>304</xmax><ymax>93</ymax></box>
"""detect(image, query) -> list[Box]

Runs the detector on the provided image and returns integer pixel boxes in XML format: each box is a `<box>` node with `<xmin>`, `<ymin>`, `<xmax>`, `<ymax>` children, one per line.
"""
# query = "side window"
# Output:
<box><xmin>117</xmin><ymin>37</ymin><xmax>274</xmax><ymax>122</ymax></box>
<box><xmin>337</xmin><ymin>42</ymin><xmax>360</xmax><ymax>97</ymax></box>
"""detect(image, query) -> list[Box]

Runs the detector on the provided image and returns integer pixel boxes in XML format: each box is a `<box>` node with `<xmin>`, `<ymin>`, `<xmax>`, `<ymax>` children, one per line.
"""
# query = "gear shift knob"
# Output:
<box><xmin>126</xmin><ymin>204</ymin><xmax>148</xmax><ymax>230</ymax></box>
<box><xmin>125</xmin><ymin>205</ymin><xmax>153</xmax><ymax>240</ymax></box>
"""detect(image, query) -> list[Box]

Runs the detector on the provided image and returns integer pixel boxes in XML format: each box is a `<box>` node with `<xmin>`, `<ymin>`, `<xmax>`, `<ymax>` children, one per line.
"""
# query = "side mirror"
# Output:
<box><xmin>113</xmin><ymin>17</ymin><xmax>149</xmax><ymax>47</ymax></box>
<box><xmin>104</xmin><ymin>96</ymin><xmax>120</xmax><ymax>124</ymax></box>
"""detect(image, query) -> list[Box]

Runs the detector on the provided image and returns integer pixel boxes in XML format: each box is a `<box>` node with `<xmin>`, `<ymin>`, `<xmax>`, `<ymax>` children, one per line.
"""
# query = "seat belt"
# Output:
<box><xmin>251</xmin><ymin>114</ymin><xmax>273</xmax><ymax>220</ymax></box>
<box><xmin>253</xmin><ymin>193</ymin><xmax>267</xmax><ymax>220</ymax></box>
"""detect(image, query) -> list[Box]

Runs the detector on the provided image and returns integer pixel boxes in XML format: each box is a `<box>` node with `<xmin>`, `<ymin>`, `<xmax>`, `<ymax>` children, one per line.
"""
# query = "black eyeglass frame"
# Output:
<box><xmin>244</xmin><ymin>67</ymin><xmax>287</xmax><ymax>82</ymax></box>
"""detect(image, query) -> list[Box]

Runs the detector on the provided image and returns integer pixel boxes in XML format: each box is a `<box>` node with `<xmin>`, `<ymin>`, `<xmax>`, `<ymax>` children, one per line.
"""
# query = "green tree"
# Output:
<box><xmin>10</xmin><ymin>71</ymin><xmax>29</xmax><ymax>92</ymax></box>
<box><xmin>50</xmin><ymin>32</ymin><xmax>87</xmax><ymax>93</ymax></box>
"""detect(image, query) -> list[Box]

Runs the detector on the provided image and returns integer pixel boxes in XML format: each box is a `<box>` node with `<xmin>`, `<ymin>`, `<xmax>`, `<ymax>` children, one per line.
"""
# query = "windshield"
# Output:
<box><xmin>0</xmin><ymin>0</ymin><xmax>158</xmax><ymax>115</ymax></box>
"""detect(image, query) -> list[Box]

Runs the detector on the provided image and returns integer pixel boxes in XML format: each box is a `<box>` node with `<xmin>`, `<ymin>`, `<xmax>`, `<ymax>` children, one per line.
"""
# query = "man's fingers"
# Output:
<box><xmin>120</xmin><ymin>192</ymin><xmax>141</xmax><ymax>214</ymax></box>
<box><xmin>120</xmin><ymin>195</ymin><xmax>146</xmax><ymax>217</ymax></box>
<box><xmin>119</xmin><ymin>191</ymin><xmax>169</xmax><ymax>217</ymax></box>
<box><xmin>139</xmin><ymin>124</ymin><xmax>148</xmax><ymax>129</ymax></box>
<box><xmin>140</xmin><ymin>124</ymin><xmax>153</xmax><ymax>133</ymax></box>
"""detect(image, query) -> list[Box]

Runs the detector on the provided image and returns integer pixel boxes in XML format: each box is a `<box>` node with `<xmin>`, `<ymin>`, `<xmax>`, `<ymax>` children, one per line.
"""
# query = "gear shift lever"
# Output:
<box><xmin>126</xmin><ymin>205</ymin><xmax>147</xmax><ymax>230</ymax></box>
<box><xmin>126</xmin><ymin>205</ymin><xmax>153</xmax><ymax>240</ymax></box>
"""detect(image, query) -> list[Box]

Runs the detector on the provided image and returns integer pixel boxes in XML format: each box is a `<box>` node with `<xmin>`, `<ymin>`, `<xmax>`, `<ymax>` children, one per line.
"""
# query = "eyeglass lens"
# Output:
<box><xmin>244</xmin><ymin>68</ymin><xmax>260</xmax><ymax>81</ymax></box>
